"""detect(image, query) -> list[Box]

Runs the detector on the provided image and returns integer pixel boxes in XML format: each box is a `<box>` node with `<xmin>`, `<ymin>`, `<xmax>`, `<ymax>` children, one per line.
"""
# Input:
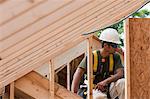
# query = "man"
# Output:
<box><xmin>71</xmin><ymin>28</ymin><xmax>125</xmax><ymax>99</ymax></box>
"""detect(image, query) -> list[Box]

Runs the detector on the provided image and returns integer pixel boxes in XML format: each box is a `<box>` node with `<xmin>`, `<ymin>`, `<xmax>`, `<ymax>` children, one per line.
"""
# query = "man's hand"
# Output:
<box><xmin>95</xmin><ymin>68</ymin><xmax>124</xmax><ymax>92</ymax></box>
<box><xmin>95</xmin><ymin>80</ymin><xmax>107</xmax><ymax>92</ymax></box>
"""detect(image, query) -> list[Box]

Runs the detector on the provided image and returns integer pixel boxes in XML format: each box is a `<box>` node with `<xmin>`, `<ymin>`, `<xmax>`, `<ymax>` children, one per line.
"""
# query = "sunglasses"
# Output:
<box><xmin>107</xmin><ymin>43</ymin><xmax>118</xmax><ymax>48</ymax></box>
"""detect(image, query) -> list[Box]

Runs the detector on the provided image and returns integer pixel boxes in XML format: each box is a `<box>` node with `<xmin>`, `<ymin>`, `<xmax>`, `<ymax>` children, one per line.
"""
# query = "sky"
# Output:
<box><xmin>140</xmin><ymin>2</ymin><xmax>150</xmax><ymax>18</ymax></box>
<box><xmin>141</xmin><ymin>2</ymin><xmax>150</xmax><ymax>10</ymax></box>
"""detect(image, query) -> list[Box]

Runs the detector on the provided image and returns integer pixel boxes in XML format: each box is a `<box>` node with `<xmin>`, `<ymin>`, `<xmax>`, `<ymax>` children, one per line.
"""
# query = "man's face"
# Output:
<box><xmin>103</xmin><ymin>42</ymin><xmax>117</xmax><ymax>54</ymax></box>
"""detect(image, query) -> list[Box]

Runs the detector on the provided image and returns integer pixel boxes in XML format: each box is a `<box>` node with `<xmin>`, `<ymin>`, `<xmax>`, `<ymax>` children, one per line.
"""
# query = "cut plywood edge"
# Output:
<box><xmin>15</xmin><ymin>71</ymin><xmax>81</xmax><ymax>99</ymax></box>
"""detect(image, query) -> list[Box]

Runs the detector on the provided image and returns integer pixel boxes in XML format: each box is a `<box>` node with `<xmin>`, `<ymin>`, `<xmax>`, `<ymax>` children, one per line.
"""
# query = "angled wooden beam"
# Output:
<box><xmin>87</xmin><ymin>36</ymin><xmax>93</xmax><ymax>99</ymax></box>
<box><xmin>53</xmin><ymin>40</ymin><xmax>87</xmax><ymax>70</ymax></box>
<box><xmin>35</xmin><ymin>36</ymin><xmax>101</xmax><ymax>80</ymax></box>
<box><xmin>67</xmin><ymin>62</ymin><xmax>70</xmax><ymax>91</ymax></box>
<box><xmin>15</xmin><ymin>88</ymin><xmax>35</xmax><ymax>99</ymax></box>
<box><xmin>15</xmin><ymin>71</ymin><xmax>81</xmax><ymax>99</ymax></box>
<box><xmin>10</xmin><ymin>82</ymin><xmax>14</xmax><ymax>99</ymax></box>
<box><xmin>49</xmin><ymin>60</ymin><xmax>55</xmax><ymax>99</ymax></box>
<box><xmin>35</xmin><ymin>39</ymin><xmax>86</xmax><ymax>78</ymax></box>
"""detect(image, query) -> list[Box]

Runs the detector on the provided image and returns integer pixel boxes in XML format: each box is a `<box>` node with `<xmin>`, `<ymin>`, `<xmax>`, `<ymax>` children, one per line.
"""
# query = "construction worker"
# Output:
<box><xmin>71</xmin><ymin>28</ymin><xmax>125</xmax><ymax>99</ymax></box>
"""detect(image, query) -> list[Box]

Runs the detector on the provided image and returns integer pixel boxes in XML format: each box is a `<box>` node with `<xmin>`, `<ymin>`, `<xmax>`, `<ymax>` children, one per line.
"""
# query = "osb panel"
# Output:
<box><xmin>128</xmin><ymin>18</ymin><xmax>150</xmax><ymax>99</ymax></box>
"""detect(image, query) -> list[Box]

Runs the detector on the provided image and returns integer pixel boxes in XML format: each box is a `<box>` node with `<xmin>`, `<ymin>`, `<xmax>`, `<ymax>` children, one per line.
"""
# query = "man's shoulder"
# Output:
<box><xmin>113</xmin><ymin>52</ymin><xmax>120</xmax><ymax>57</ymax></box>
<box><xmin>92</xmin><ymin>50</ymin><xmax>101</xmax><ymax>55</ymax></box>
<box><xmin>92</xmin><ymin>49</ymin><xmax>100</xmax><ymax>52</ymax></box>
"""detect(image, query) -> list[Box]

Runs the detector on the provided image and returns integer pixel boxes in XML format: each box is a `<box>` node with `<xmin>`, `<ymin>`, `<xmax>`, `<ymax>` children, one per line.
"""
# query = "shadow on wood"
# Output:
<box><xmin>15</xmin><ymin>71</ymin><xmax>81</xmax><ymax>99</ymax></box>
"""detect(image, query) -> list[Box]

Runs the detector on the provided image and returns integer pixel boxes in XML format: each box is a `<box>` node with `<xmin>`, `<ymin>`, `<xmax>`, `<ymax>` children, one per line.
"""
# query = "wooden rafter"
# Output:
<box><xmin>0</xmin><ymin>0</ymin><xmax>148</xmax><ymax>89</ymax></box>
<box><xmin>15</xmin><ymin>71</ymin><xmax>81</xmax><ymax>99</ymax></box>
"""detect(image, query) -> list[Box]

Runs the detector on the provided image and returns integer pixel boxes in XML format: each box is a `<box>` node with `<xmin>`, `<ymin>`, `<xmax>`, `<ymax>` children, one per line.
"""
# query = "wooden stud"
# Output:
<box><xmin>87</xmin><ymin>36</ymin><xmax>93</xmax><ymax>99</ymax></box>
<box><xmin>67</xmin><ymin>62</ymin><xmax>71</xmax><ymax>90</ymax></box>
<box><xmin>0</xmin><ymin>87</ymin><xmax>5</xmax><ymax>99</ymax></box>
<box><xmin>125</xmin><ymin>19</ymin><xmax>130</xmax><ymax>99</ymax></box>
<box><xmin>10</xmin><ymin>82</ymin><xmax>14</xmax><ymax>99</ymax></box>
<box><xmin>49</xmin><ymin>60</ymin><xmax>55</xmax><ymax>99</ymax></box>
<box><xmin>35</xmin><ymin>36</ymin><xmax>101</xmax><ymax>83</ymax></box>
<box><xmin>2</xmin><ymin>95</ymin><xmax>5</xmax><ymax>99</ymax></box>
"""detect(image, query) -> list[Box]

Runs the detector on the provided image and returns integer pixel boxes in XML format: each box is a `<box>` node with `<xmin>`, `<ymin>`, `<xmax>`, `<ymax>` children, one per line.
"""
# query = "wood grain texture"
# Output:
<box><xmin>10</xmin><ymin>82</ymin><xmax>14</xmax><ymax>99</ymax></box>
<box><xmin>67</xmin><ymin>62</ymin><xmax>71</xmax><ymax>91</ymax></box>
<box><xmin>49</xmin><ymin>60</ymin><xmax>55</xmax><ymax>99</ymax></box>
<box><xmin>0</xmin><ymin>0</ymin><xmax>149</xmax><ymax>88</ymax></box>
<box><xmin>127</xmin><ymin>18</ymin><xmax>150</xmax><ymax>99</ymax></box>
<box><xmin>15</xmin><ymin>88</ymin><xmax>35</xmax><ymax>99</ymax></box>
<box><xmin>15</xmin><ymin>71</ymin><xmax>81</xmax><ymax>99</ymax></box>
<box><xmin>87</xmin><ymin>37</ymin><xmax>93</xmax><ymax>99</ymax></box>
<box><xmin>125</xmin><ymin>19</ymin><xmax>130</xmax><ymax>99</ymax></box>
<box><xmin>35</xmin><ymin>36</ymin><xmax>101</xmax><ymax>80</ymax></box>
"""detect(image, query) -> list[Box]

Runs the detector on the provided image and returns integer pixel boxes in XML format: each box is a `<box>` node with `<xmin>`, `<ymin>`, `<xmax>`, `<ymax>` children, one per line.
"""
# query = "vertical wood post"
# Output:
<box><xmin>67</xmin><ymin>62</ymin><xmax>71</xmax><ymax>91</ymax></box>
<box><xmin>2</xmin><ymin>95</ymin><xmax>5</xmax><ymax>99</ymax></box>
<box><xmin>87</xmin><ymin>36</ymin><xmax>93</xmax><ymax>99</ymax></box>
<box><xmin>0</xmin><ymin>87</ymin><xmax>5</xmax><ymax>99</ymax></box>
<box><xmin>10</xmin><ymin>82</ymin><xmax>14</xmax><ymax>99</ymax></box>
<box><xmin>49</xmin><ymin>60</ymin><xmax>55</xmax><ymax>99</ymax></box>
<box><xmin>125</xmin><ymin>19</ymin><xmax>130</xmax><ymax>99</ymax></box>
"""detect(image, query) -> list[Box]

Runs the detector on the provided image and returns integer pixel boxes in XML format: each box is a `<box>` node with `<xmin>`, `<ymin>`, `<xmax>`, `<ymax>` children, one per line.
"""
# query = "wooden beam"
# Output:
<box><xmin>67</xmin><ymin>62</ymin><xmax>70</xmax><ymax>91</ymax></box>
<box><xmin>0</xmin><ymin>87</ymin><xmax>5</xmax><ymax>98</ymax></box>
<box><xmin>35</xmin><ymin>40</ymin><xmax>86</xmax><ymax>78</ymax></box>
<box><xmin>1</xmin><ymin>37</ymin><xmax>84</xmax><ymax>89</ymax></box>
<box><xmin>10</xmin><ymin>82</ymin><xmax>14</xmax><ymax>99</ymax></box>
<box><xmin>92</xmin><ymin>35</ymin><xmax>101</xmax><ymax>50</ymax></box>
<box><xmin>0</xmin><ymin>0</ymin><xmax>45</xmax><ymax>25</ymax></box>
<box><xmin>87</xmin><ymin>36</ymin><xmax>93</xmax><ymax>99</ymax></box>
<box><xmin>0</xmin><ymin>0</ymin><xmax>89</xmax><ymax>53</ymax></box>
<box><xmin>15</xmin><ymin>71</ymin><xmax>81</xmax><ymax>99</ymax></box>
<box><xmin>1</xmin><ymin>0</ymin><xmax>147</xmax><ymax>90</ymax></box>
<box><xmin>125</xmin><ymin>19</ymin><xmax>130</xmax><ymax>99</ymax></box>
<box><xmin>15</xmin><ymin>72</ymin><xmax>49</xmax><ymax>99</ymax></box>
<box><xmin>15</xmin><ymin>88</ymin><xmax>34</xmax><ymax>99</ymax></box>
<box><xmin>49</xmin><ymin>60</ymin><xmax>55</xmax><ymax>99</ymax></box>
<box><xmin>53</xmin><ymin>40</ymin><xmax>87</xmax><ymax>70</ymax></box>
<box><xmin>35</xmin><ymin>36</ymin><xmax>101</xmax><ymax>79</ymax></box>
<box><xmin>0</xmin><ymin>0</ymin><xmax>7</xmax><ymax>4</ymax></box>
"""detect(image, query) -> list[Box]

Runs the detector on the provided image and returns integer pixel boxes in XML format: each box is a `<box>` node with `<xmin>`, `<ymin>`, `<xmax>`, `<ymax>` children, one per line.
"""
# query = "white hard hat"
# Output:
<box><xmin>99</xmin><ymin>28</ymin><xmax>121</xmax><ymax>44</ymax></box>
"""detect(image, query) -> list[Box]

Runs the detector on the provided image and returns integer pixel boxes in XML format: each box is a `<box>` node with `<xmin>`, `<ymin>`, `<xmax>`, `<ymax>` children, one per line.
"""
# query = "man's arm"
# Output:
<box><xmin>96</xmin><ymin>68</ymin><xmax>124</xmax><ymax>91</ymax></box>
<box><xmin>71</xmin><ymin>67</ymin><xmax>85</xmax><ymax>93</ymax></box>
<box><xmin>104</xmin><ymin>67</ymin><xmax>124</xmax><ymax>84</ymax></box>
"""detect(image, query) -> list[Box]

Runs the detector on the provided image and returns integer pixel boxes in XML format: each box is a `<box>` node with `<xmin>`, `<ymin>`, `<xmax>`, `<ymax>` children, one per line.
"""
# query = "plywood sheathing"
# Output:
<box><xmin>126</xmin><ymin>18</ymin><xmax>150</xmax><ymax>99</ymax></box>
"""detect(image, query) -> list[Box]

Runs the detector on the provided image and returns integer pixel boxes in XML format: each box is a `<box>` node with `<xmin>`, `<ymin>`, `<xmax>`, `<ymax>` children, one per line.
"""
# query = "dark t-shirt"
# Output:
<box><xmin>78</xmin><ymin>53</ymin><xmax>123</xmax><ymax>84</ymax></box>
<box><xmin>79</xmin><ymin>51</ymin><xmax>123</xmax><ymax>74</ymax></box>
